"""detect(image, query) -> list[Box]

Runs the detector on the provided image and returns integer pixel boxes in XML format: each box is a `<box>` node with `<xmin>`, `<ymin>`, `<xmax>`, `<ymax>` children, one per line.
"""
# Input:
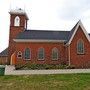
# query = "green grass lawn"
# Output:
<box><xmin>0</xmin><ymin>74</ymin><xmax>90</xmax><ymax>90</ymax></box>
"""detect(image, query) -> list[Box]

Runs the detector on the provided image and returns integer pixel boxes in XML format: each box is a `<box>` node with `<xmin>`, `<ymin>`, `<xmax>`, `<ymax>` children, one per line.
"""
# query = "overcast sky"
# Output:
<box><xmin>0</xmin><ymin>0</ymin><xmax>90</xmax><ymax>52</ymax></box>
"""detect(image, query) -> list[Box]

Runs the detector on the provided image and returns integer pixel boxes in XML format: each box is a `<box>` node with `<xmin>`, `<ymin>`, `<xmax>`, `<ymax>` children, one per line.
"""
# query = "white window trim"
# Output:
<box><xmin>17</xmin><ymin>51</ymin><xmax>22</xmax><ymax>59</ymax></box>
<box><xmin>25</xmin><ymin>20</ymin><xmax>27</xmax><ymax>29</ymax></box>
<box><xmin>38</xmin><ymin>48</ymin><xmax>45</xmax><ymax>60</ymax></box>
<box><xmin>52</xmin><ymin>47</ymin><xmax>59</xmax><ymax>60</ymax></box>
<box><xmin>24</xmin><ymin>48</ymin><xmax>31</xmax><ymax>60</ymax></box>
<box><xmin>14</xmin><ymin>16</ymin><xmax>20</xmax><ymax>26</ymax></box>
<box><xmin>77</xmin><ymin>39</ymin><xmax>85</xmax><ymax>54</ymax></box>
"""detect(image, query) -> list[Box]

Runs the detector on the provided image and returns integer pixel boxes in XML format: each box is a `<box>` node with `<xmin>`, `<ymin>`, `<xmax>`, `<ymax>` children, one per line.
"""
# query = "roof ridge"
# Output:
<box><xmin>25</xmin><ymin>29</ymin><xmax>70</xmax><ymax>32</ymax></box>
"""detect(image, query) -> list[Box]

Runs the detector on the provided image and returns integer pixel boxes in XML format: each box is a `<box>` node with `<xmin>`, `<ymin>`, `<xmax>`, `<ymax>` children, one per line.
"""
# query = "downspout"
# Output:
<box><xmin>68</xmin><ymin>45</ymin><xmax>71</xmax><ymax>66</ymax></box>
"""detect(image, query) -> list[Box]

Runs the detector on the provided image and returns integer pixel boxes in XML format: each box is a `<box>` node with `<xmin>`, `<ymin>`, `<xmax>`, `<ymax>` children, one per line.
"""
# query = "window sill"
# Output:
<box><xmin>24</xmin><ymin>59</ymin><xmax>31</xmax><ymax>61</ymax></box>
<box><xmin>38</xmin><ymin>59</ymin><xmax>45</xmax><ymax>61</ymax></box>
<box><xmin>52</xmin><ymin>59</ymin><xmax>58</xmax><ymax>61</ymax></box>
<box><xmin>77</xmin><ymin>53</ymin><xmax>85</xmax><ymax>55</ymax></box>
<box><xmin>17</xmin><ymin>57</ymin><xmax>22</xmax><ymax>59</ymax></box>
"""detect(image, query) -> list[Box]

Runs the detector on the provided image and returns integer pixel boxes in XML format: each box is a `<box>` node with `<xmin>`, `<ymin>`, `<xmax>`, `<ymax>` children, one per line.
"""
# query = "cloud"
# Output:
<box><xmin>0</xmin><ymin>0</ymin><xmax>90</xmax><ymax>52</ymax></box>
<box><xmin>57</xmin><ymin>0</ymin><xmax>90</xmax><ymax>20</ymax></box>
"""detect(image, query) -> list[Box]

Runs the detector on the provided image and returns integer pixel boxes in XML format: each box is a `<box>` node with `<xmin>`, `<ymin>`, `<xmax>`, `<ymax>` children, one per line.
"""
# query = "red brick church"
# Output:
<box><xmin>0</xmin><ymin>8</ymin><xmax>90</xmax><ymax>68</ymax></box>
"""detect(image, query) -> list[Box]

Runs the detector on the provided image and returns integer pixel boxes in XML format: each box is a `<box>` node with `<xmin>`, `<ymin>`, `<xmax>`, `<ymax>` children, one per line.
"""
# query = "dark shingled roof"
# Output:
<box><xmin>0</xmin><ymin>48</ymin><xmax>8</xmax><ymax>56</ymax></box>
<box><xmin>16</xmin><ymin>30</ymin><xmax>70</xmax><ymax>41</ymax></box>
<box><xmin>67</xmin><ymin>21</ymin><xmax>79</xmax><ymax>41</ymax></box>
<box><xmin>15</xmin><ymin>21</ymin><xmax>80</xmax><ymax>42</ymax></box>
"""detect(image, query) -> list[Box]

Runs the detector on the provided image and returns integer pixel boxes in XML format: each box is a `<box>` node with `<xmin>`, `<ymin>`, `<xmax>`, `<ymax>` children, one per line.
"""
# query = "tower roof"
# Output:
<box><xmin>9</xmin><ymin>8</ymin><xmax>29</xmax><ymax>20</ymax></box>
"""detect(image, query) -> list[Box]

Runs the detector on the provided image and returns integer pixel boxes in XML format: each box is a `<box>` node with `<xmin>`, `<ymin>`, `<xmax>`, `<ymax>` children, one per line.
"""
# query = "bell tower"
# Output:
<box><xmin>8</xmin><ymin>8</ymin><xmax>29</xmax><ymax>64</ymax></box>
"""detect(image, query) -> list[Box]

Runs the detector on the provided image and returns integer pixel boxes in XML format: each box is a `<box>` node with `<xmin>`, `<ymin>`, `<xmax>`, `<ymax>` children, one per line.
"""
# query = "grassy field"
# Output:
<box><xmin>0</xmin><ymin>74</ymin><xmax>90</xmax><ymax>90</ymax></box>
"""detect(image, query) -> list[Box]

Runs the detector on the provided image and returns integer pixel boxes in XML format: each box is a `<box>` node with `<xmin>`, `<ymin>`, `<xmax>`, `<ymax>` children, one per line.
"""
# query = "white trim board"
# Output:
<box><xmin>67</xmin><ymin>20</ymin><xmax>90</xmax><ymax>45</ymax></box>
<box><xmin>13</xmin><ymin>39</ymin><xmax>66</xmax><ymax>43</ymax></box>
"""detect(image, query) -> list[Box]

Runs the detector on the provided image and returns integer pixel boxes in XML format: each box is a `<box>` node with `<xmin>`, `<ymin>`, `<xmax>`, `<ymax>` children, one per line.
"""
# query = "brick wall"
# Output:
<box><xmin>8</xmin><ymin>14</ymin><xmax>27</xmax><ymax>64</ymax></box>
<box><xmin>15</xmin><ymin>42</ymin><xmax>67</xmax><ymax>65</ymax></box>
<box><xmin>70</xmin><ymin>26</ymin><xmax>90</xmax><ymax>68</ymax></box>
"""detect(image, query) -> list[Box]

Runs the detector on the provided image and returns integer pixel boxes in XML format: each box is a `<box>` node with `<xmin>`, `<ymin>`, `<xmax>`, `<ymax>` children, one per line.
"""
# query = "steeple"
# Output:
<box><xmin>8</xmin><ymin>8</ymin><xmax>29</xmax><ymax>64</ymax></box>
<box><xmin>9</xmin><ymin>8</ymin><xmax>29</xmax><ymax>28</ymax></box>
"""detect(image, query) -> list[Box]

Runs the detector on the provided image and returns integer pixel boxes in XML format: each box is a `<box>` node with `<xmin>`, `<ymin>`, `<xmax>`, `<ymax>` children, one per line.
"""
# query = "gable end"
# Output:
<box><xmin>67</xmin><ymin>20</ymin><xmax>90</xmax><ymax>45</ymax></box>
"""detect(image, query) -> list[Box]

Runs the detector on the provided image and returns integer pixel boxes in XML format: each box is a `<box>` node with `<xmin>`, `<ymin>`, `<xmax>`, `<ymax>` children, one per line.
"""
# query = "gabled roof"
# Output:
<box><xmin>67</xmin><ymin>21</ymin><xmax>79</xmax><ymax>41</ymax></box>
<box><xmin>0</xmin><ymin>48</ymin><xmax>8</xmax><ymax>57</ymax></box>
<box><xmin>13</xmin><ymin>20</ymin><xmax>90</xmax><ymax>44</ymax></box>
<box><xmin>67</xmin><ymin>20</ymin><xmax>90</xmax><ymax>44</ymax></box>
<box><xmin>15</xmin><ymin>30</ymin><xmax>70</xmax><ymax>41</ymax></box>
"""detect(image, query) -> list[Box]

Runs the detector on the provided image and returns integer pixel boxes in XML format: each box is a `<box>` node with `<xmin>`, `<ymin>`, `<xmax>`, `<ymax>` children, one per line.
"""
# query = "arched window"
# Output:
<box><xmin>14</xmin><ymin>16</ymin><xmax>20</xmax><ymax>26</ymax></box>
<box><xmin>38</xmin><ymin>48</ymin><xmax>45</xmax><ymax>60</ymax></box>
<box><xmin>52</xmin><ymin>48</ymin><xmax>58</xmax><ymax>60</ymax></box>
<box><xmin>24</xmin><ymin>48</ymin><xmax>31</xmax><ymax>60</ymax></box>
<box><xmin>17</xmin><ymin>51</ymin><xmax>22</xmax><ymax>58</ymax></box>
<box><xmin>77</xmin><ymin>40</ymin><xmax>84</xmax><ymax>54</ymax></box>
